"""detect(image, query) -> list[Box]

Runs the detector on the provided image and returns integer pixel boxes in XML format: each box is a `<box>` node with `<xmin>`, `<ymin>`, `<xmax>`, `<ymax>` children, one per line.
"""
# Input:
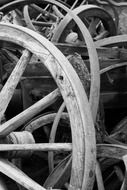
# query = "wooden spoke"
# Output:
<box><xmin>23</xmin><ymin>5</ymin><xmax>36</xmax><ymax>31</ymax></box>
<box><xmin>0</xmin><ymin>143</ymin><xmax>72</xmax><ymax>152</ymax></box>
<box><xmin>29</xmin><ymin>21</ymin><xmax>52</xmax><ymax>27</ymax></box>
<box><xmin>109</xmin><ymin>117</ymin><xmax>127</xmax><ymax>144</ymax></box>
<box><xmin>31</xmin><ymin>4</ymin><xmax>57</xmax><ymax>22</ymax></box>
<box><xmin>97</xmin><ymin>144</ymin><xmax>127</xmax><ymax>160</ymax></box>
<box><xmin>0</xmin><ymin>50</ymin><xmax>31</xmax><ymax>122</ymax></box>
<box><xmin>44</xmin><ymin>154</ymin><xmax>72</xmax><ymax>189</ymax></box>
<box><xmin>96</xmin><ymin>161</ymin><xmax>105</xmax><ymax>190</ymax></box>
<box><xmin>94</xmin><ymin>30</ymin><xmax>109</xmax><ymax>41</ymax></box>
<box><xmin>100</xmin><ymin>62</ymin><xmax>127</xmax><ymax>74</ymax></box>
<box><xmin>0</xmin><ymin>158</ymin><xmax>46</xmax><ymax>190</ymax></box>
<box><xmin>88</xmin><ymin>18</ymin><xmax>100</xmax><ymax>37</ymax></box>
<box><xmin>52</xmin><ymin>5</ymin><xmax>64</xmax><ymax>19</ymax></box>
<box><xmin>70</xmin><ymin>0</ymin><xmax>78</xmax><ymax>10</ymax></box>
<box><xmin>0</xmin><ymin>89</ymin><xmax>60</xmax><ymax>137</ymax></box>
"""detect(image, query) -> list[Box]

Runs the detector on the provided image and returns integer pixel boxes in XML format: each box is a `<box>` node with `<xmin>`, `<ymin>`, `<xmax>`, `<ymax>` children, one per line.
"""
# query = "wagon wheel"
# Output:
<box><xmin>52</xmin><ymin>4</ymin><xmax>117</xmax><ymax>43</ymax></box>
<box><xmin>0</xmin><ymin>23</ymin><xmax>96</xmax><ymax>190</ymax></box>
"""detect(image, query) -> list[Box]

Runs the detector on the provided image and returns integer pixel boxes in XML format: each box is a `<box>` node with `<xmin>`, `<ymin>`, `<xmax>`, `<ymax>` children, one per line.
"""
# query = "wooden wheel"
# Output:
<box><xmin>52</xmin><ymin>4</ymin><xmax>117</xmax><ymax>42</ymax></box>
<box><xmin>0</xmin><ymin>23</ymin><xmax>96</xmax><ymax>190</ymax></box>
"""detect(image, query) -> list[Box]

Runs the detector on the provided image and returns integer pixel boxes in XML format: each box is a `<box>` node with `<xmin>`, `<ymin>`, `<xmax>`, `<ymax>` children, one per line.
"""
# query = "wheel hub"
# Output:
<box><xmin>1</xmin><ymin>131</ymin><xmax>35</xmax><ymax>158</ymax></box>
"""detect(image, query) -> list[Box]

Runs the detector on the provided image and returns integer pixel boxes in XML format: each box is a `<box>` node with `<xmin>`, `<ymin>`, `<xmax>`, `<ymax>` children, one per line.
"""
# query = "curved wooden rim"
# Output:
<box><xmin>0</xmin><ymin>23</ymin><xmax>96</xmax><ymax>190</ymax></box>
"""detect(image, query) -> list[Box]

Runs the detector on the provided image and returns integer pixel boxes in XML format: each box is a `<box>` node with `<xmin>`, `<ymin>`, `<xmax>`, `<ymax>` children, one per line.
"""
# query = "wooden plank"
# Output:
<box><xmin>54</xmin><ymin>42</ymin><xmax>120</xmax><ymax>59</ymax></box>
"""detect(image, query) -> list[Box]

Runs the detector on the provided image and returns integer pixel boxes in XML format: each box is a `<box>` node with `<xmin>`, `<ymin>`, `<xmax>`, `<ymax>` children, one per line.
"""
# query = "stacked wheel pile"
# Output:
<box><xmin>0</xmin><ymin>0</ymin><xmax>127</xmax><ymax>189</ymax></box>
